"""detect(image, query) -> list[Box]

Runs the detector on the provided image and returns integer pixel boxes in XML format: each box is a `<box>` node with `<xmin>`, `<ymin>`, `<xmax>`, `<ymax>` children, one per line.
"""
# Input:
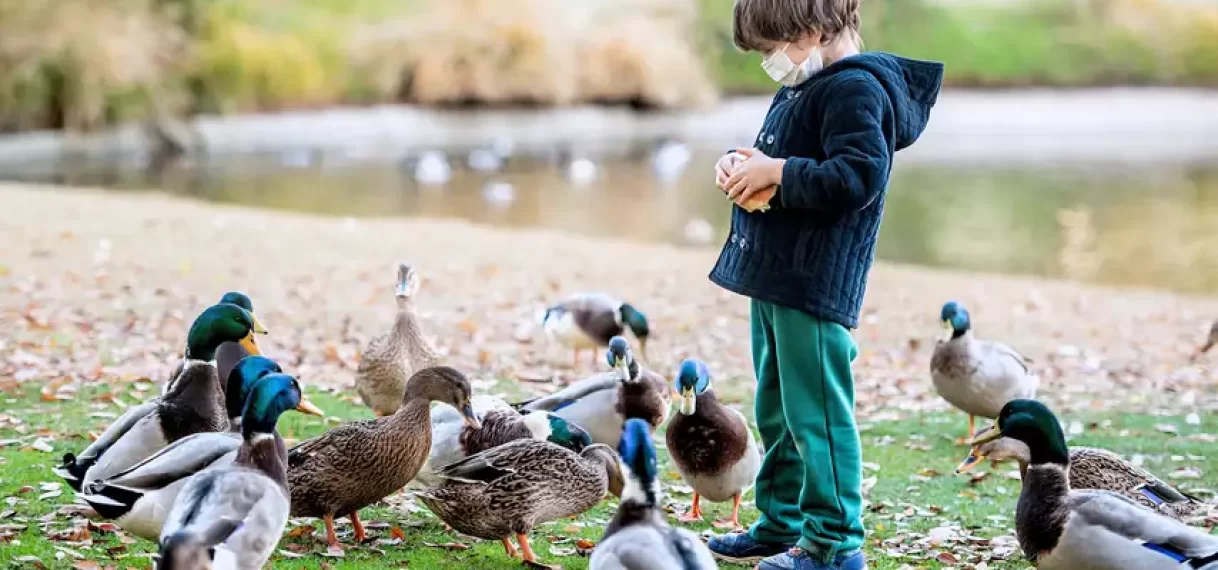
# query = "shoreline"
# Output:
<box><xmin>4</xmin><ymin>182</ymin><xmax>1217</xmax><ymax>418</ymax></box>
<box><xmin>1</xmin><ymin>88</ymin><xmax>1217</xmax><ymax>171</ymax></box>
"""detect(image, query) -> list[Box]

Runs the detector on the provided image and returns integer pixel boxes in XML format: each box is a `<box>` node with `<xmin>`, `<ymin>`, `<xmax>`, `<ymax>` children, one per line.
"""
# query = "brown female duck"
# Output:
<box><xmin>288</xmin><ymin>365</ymin><xmax>478</xmax><ymax>549</ymax></box>
<box><xmin>355</xmin><ymin>263</ymin><xmax>441</xmax><ymax>416</ymax></box>
<box><xmin>417</xmin><ymin>439</ymin><xmax>622</xmax><ymax>568</ymax></box>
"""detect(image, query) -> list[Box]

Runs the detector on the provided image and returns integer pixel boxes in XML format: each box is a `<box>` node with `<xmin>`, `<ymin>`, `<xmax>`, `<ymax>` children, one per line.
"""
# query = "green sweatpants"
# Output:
<box><xmin>748</xmin><ymin>299</ymin><xmax>864</xmax><ymax>560</ymax></box>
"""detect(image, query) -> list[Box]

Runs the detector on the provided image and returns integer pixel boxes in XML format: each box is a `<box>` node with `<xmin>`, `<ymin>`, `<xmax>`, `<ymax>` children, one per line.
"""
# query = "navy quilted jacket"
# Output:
<box><xmin>709</xmin><ymin>52</ymin><xmax>944</xmax><ymax>328</ymax></box>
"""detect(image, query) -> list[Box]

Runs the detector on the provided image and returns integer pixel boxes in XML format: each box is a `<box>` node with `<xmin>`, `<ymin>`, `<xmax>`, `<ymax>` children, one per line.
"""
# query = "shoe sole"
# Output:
<box><xmin>709</xmin><ymin>551</ymin><xmax>772</xmax><ymax>565</ymax></box>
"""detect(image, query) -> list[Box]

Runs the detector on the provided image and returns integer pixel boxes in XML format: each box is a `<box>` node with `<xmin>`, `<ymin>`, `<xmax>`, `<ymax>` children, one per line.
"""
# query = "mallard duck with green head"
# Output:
<box><xmin>417</xmin><ymin>438</ymin><xmax>622</xmax><ymax>568</ymax></box>
<box><xmin>164</xmin><ymin>292</ymin><xmax>269</xmax><ymax>395</ymax></box>
<box><xmin>972</xmin><ymin>399</ymin><xmax>1218</xmax><ymax>569</ymax></box>
<box><xmin>355</xmin><ymin>263</ymin><xmax>441</xmax><ymax>416</ymax></box>
<box><xmin>289</xmin><ymin>365</ymin><xmax>478</xmax><ymax>549</ymax></box>
<box><xmin>930</xmin><ymin>301</ymin><xmax>1038</xmax><ymax>443</ymax></box>
<box><xmin>56</xmin><ymin>303</ymin><xmax>266</xmax><ymax>492</ymax></box>
<box><xmin>415</xmin><ymin>394</ymin><xmax>593</xmax><ymax>488</ymax></box>
<box><xmin>666</xmin><ymin>358</ymin><xmax>760</xmax><ymax>529</ymax></box>
<box><xmin>515</xmin><ymin>336</ymin><xmax>670</xmax><ymax>446</ymax></box>
<box><xmin>80</xmin><ymin>357</ymin><xmax>323</xmax><ymax>540</ymax></box>
<box><xmin>542</xmin><ymin>293</ymin><xmax>650</xmax><ymax>368</ymax></box>
<box><xmin>591</xmin><ymin>418</ymin><xmax>717</xmax><ymax>570</ymax></box>
<box><xmin>958</xmin><ymin>424</ymin><xmax>1205</xmax><ymax>522</ymax></box>
<box><xmin>156</xmin><ymin>372</ymin><xmax>314</xmax><ymax>570</ymax></box>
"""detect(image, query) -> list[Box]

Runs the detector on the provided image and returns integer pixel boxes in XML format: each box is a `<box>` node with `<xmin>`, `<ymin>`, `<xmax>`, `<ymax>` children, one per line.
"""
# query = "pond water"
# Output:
<box><xmin>8</xmin><ymin>147</ymin><xmax>1218</xmax><ymax>294</ymax></box>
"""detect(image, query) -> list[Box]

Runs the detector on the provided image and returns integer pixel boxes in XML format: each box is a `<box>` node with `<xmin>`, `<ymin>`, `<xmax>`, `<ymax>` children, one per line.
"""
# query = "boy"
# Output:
<box><xmin>708</xmin><ymin>1</ymin><xmax>943</xmax><ymax>569</ymax></box>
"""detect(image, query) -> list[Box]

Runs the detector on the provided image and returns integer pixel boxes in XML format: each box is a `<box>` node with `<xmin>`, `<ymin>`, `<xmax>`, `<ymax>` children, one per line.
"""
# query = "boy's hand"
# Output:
<box><xmin>715</xmin><ymin>152</ymin><xmax>744</xmax><ymax>189</ymax></box>
<box><xmin>725</xmin><ymin>148</ymin><xmax>784</xmax><ymax>207</ymax></box>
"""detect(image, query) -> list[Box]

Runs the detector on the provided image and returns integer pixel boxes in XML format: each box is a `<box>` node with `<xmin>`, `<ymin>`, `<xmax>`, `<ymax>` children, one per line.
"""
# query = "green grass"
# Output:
<box><xmin>1</xmin><ymin>382</ymin><xmax>1216</xmax><ymax>569</ymax></box>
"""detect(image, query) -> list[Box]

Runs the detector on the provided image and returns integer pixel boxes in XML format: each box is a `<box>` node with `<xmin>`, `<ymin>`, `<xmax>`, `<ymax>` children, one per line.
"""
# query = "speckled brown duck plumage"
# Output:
<box><xmin>959</xmin><ymin>425</ymin><xmax>1205</xmax><ymax>521</ymax></box>
<box><xmin>288</xmin><ymin>365</ymin><xmax>478</xmax><ymax>549</ymax></box>
<box><xmin>415</xmin><ymin>396</ymin><xmax>593</xmax><ymax>489</ymax></box>
<box><xmin>355</xmin><ymin>263</ymin><xmax>440</xmax><ymax>416</ymax></box>
<box><xmin>417</xmin><ymin>439</ymin><xmax>622</xmax><ymax>567</ymax></box>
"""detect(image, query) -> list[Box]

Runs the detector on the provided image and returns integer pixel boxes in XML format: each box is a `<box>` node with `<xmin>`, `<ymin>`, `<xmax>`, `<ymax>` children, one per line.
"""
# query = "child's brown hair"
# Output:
<box><xmin>732</xmin><ymin>0</ymin><xmax>861</xmax><ymax>52</ymax></box>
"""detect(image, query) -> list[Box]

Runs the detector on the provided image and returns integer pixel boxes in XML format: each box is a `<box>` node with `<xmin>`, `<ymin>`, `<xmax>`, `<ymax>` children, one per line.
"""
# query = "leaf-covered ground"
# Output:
<box><xmin>2</xmin><ymin>183</ymin><xmax>1218</xmax><ymax>568</ymax></box>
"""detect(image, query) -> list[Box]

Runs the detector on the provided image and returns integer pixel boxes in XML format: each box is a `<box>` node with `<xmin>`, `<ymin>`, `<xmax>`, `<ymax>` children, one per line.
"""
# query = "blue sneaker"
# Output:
<box><xmin>756</xmin><ymin>547</ymin><xmax>866</xmax><ymax>570</ymax></box>
<box><xmin>707</xmin><ymin>532</ymin><xmax>791</xmax><ymax>565</ymax></box>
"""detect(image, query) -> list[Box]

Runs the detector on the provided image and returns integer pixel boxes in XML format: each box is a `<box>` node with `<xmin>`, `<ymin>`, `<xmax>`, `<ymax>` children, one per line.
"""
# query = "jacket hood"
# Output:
<box><xmin>817</xmin><ymin>52</ymin><xmax>944</xmax><ymax>150</ymax></box>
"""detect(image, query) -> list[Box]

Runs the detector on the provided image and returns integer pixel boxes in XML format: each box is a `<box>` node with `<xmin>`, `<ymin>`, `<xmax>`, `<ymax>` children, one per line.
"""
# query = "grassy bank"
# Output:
<box><xmin>2</xmin><ymin>183</ymin><xmax>1218</xmax><ymax>566</ymax></box>
<box><xmin>2</xmin><ymin>0</ymin><xmax>1217</xmax><ymax>133</ymax></box>
<box><xmin>2</xmin><ymin>384</ymin><xmax>1216</xmax><ymax>569</ymax></box>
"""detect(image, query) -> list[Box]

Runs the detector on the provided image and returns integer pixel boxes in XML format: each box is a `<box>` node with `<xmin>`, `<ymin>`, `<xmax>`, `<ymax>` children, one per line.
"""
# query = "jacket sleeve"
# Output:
<box><xmin>778</xmin><ymin>76</ymin><xmax>891</xmax><ymax>213</ymax></box>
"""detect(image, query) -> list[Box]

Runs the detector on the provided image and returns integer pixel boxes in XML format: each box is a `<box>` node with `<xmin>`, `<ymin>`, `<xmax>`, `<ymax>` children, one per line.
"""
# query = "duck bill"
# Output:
<box><xmin>955</xmin><ymin>451</ymin><xmax>985</xmax><ymax>474</ymax></box>
<box><xmin>638</xmin><ymin>339</ymin><xmax>648</xmax><ymax>360</ymax></box>
<box><xmin>250</xmin><ymin>313</ymin><xmax>269</xmax><ymax>335</ymax></box>
<box><xmin>970</xmin><ymin>425</ymin><xmax>1003</xmax><ymax>446</ymax></box>
<box><xmin>296</xmin><ymin>397</ymin><xmax>325</xmax><ymax>417</ymax></box>
<box><xmin>461</xmin><ymin>404</ymin><xmax>482</xmax><ymax>429</ymax></box>
<box><xmin>238</xmin><ymin>332</ymin><xmax>263</xmax><ymax>356</ymax></box>
<box><xmin>940</xmin><ymin>320</ymin><xmax>954</xmax><ymax>341</ymax></box>
<box><xmin>613</xmin><ymin>359</ymin><xmax>631</xmax><ymax>382</ymax></box>
<box><xmin>678</xmin><ymin>390</ymin><xmax>696</xmax><ymax>415</ymax></box>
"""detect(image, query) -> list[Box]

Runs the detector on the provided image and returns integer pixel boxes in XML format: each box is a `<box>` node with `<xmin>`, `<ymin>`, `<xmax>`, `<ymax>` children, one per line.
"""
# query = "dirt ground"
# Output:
<box><xmin>3</xmin><ymin>182</ymin><xmax>1217</xmax><ymax>420</ymax></box>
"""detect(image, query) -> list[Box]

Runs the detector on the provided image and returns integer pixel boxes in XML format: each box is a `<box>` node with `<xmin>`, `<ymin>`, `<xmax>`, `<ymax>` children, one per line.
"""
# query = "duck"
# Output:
<box><xmin>414</xmin><ymin>394</ymin><xmax>594</xmax><ymax>488</ymax></box>
<box><xmin>666</xmin><ymin>359</ymin><xmax>760</xmax><ymax>530</ymax></box>
<box><xmin>542</xmin><ymin>293</ymin><xmax>650</xmax><ymax>368</ymax></box>
<box><xmin>930</xmin><ymin>301</ymin><xmax>1038</xmax><ymax>443</ymax></box>
<box><xmin>591</xmin><ymin>418</ymin><xmax>718</xmax><ymax>570</ymax></box>
<box><xmin>957</xmin><ymin>424</ymin><xmax>1205</xmax><ymax>522</ymax></box>
<box><xmin>355</xmin><ymin>263</ymin><xmax>441</xmax><ymax>417</ymax></box>
<box><xmin>972</xmin><ymin>399</ymin><xmax>1218</xmax><ymax>570</ymax></box>
<box><xmin>79</xmin><ymin>357</ymin><xmax>322</xmax><ymax>540</ymax></box>
<box><xmin>155</xmin><ymin>372</ymin><xmax>316</xmax><ymax>570</ymax></box>
<box><xmin>516</xmin><ymin>336</ymin><xmax>670</xmax><ymax>446</ymax></box>
<box><xmin>288</xmin><ymin>365</ymin><xmax>478</xmax><ymax>549</ymax></box>
<box><xmin>164</xmin><ymin>292</ymin><xmax>269</xmax><ymax>396</ymax></box>
<box><xmin>56</xmin><ymin>303</ymin><xmax>265</xmax><ymax>492</ymax></box>
<box><xmin>416</xmin><ymin>439</ymin><xmax>622</xmax><ymax>569</ymax></box>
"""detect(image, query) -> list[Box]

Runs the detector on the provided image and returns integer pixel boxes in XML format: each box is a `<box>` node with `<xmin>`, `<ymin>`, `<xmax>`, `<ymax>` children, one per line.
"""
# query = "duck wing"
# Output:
<box><xmin>1068</xmin><ymin>490</ymin><xmax>1218</xmax><ymax>559</ymax></box>
<box><xmin>55</xmin><ymin>400</ymin><xmax>159</xmax><ymax>489</ymax></box>
<box><xmin>515</xmin><ymin>372</ymin><xmax>619</xmax><ymax>412</ymax></box>
<box><xmin>436</xmin><ymin>440</ymin><xmax>531</xmax><ymax>484</ymax></box>
<box><xmin>84</xmin><ymin>432</ymin><xmax>241</xmax><ymax>495</ymax></box>
<box><xmin>161</xmin><ymin>468</ymin><xmax>288</xmax><ymax>568</ymax></box>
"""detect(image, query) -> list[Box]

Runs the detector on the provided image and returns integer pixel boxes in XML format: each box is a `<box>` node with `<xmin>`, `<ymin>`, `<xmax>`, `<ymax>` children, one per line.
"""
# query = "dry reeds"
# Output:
<box><xmin>349</xmin><ymin>0</ymin><xmax>716</xmax><ymax>108</ymax></box>
<box><xmin>0</xmin><ymin>0</ymin><xmax>185</xmax><ymax>131</ymax></box>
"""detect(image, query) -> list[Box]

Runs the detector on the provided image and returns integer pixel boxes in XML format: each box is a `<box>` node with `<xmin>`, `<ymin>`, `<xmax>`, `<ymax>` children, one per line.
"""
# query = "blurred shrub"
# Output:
<box><xmin>0</xmin><ymin>0</ymin><xmax>186</xmax><ymax>131</ymax></box>
<box><xmin>704</xmin><ymin>0</ymin><xmax>1218</xmax><ymax>92</ymax></box>
<box><xmin>188</xmin><ymin>1</ymin><xmax>345</xmax><ymax>113</ymax></box>
<box><xmin>350</xmin><ymin>0</ymin><xmax>715</xmax><ymax>108</ymax></box>
<box><xmin>1</xmin><ymin>0</ymin><xmax>1216</xmax><ymax>132</ymax></box>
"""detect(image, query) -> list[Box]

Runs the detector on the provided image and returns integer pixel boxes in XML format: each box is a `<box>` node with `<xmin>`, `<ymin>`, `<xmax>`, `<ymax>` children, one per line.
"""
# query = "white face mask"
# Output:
<box><xmin>761</xmin><ymin>42</ymin><xmax>824</xmax><ymax>87</ymax></box>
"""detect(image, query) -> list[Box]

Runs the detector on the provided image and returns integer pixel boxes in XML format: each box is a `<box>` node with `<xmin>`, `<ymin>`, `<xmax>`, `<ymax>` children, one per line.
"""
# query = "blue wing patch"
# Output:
<box><xmin>1142</xmin><ymin>542</ymin><xmax>1188</xmax><ymax>562</ymax></box>
<box><xmin>1138</xmin><ymin>485</ymin><xmax>1166</xmax><ymax>506</ymax></box>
